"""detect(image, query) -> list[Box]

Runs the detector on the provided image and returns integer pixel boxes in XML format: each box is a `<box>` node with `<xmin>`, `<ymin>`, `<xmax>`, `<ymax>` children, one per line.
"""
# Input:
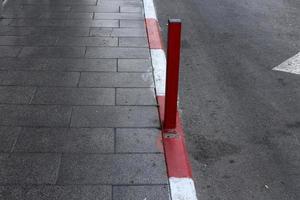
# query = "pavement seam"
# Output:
<box><xmin>9</xmin><ymin>127</ymin><xmax>22</xmax><ymax>153</ymax></box>
<box><xmin>76</xmin><ymin>72</ymin><xmax>82</xmax><ymax>87</ymax></box>
<box><xmin>54</xmin><ymin>153</ymin><xmax>63</xmax><ymax>185</ymax></box>
<box><xmin>113</xmin><ymin>128</ymin><xmax>117</xmax><ymax>153</ymax></box>
<box><xmin>28</xmin><ymin>87</ymin><xmax>38</xmax><ymax>104</ymax></box>
<box><xmin>68</xmin><ymin>106</ymin><xmax>74</xmax><ymax>128</ymax></box>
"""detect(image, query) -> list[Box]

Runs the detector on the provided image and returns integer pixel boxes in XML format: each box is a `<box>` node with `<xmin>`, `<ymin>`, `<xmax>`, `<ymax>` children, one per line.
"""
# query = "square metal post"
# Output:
<box><xmin>164</xmin><ymin>19</ymin><xmax>182</xmax><ymax>131</ymax></box>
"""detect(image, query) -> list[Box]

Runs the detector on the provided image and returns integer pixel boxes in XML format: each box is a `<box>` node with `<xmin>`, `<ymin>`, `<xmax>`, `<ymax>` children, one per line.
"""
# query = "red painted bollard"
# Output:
<box><xmin>164</xmin><ymin>19</ymin><xmax>182</xmax><ymax>131</ymax></box>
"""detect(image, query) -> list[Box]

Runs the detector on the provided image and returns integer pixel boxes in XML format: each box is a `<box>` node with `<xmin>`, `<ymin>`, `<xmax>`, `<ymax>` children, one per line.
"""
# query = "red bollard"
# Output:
<box><xmin>163</xmin><ymin>19</ymin><xmax>182</xmax><ymax>131</ymax></box>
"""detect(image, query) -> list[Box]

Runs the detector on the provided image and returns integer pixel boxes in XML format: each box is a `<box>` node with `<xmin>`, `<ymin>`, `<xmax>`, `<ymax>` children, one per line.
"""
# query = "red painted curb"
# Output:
<box><xmin>144</xmin><ymin>3</ymin><xmax>198</xmax><ymax>198</ymax></box>
<box><xmin>145</xmin><ymin>15</ymin><xmax>194</xmax><ymax>179</ymax></box>
<box><xmin>145</xmin><ymin>19</ymin><xmax>164</xmax><ymax>49</ymax></box>
<box><xmin>157</xmin><ymin>96</ymin><xmax>193</xmax><ymax>178</ymax></box>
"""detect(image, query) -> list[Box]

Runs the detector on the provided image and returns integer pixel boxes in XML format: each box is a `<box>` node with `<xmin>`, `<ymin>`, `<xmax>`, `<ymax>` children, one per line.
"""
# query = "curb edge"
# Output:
<box><xmin>143</xmin><ymin>0</ymin><xmax>198</xmax><ymax>199</ymax></box>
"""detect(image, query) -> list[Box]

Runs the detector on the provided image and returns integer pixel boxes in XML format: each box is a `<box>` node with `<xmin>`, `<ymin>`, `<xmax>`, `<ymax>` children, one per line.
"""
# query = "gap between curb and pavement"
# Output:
<box><xmin>143</xmin><ymin>0</ymin><xmax>198</xmax><ymax>199</ymax></box>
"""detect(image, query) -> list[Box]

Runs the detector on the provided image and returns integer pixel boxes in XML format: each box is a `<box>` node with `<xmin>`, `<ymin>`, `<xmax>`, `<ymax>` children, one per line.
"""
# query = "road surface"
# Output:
<box><xmin>154</xmin><ymin>0</ymin><xmax>300</xmax><ymax>199</ymax></box>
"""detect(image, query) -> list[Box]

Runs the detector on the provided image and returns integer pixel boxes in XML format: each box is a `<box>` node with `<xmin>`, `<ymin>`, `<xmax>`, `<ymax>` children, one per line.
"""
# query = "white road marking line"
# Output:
<box><xmin>0</xmin><ymin>1</ymin><xmax>3</xmax><ymax>17</ymax></box>
<box><xmin>1</xmin><ymin>0</ymin><xmax>9</xmax><ymax>17</ymax></box>
<box><xmin>273</xmin><ymin>52</ymin><xmax>300</xmax><ymax>75</ymax></box>
<box><xmin>3</xmin><ymin>0</ymin><xmax>8</xmax><ymax>6</ymax></box>
<box><xmin>169</xmin><ymin>177</ymin><xmax>198</xmax><ymax>200</ymax></box>
<box><xmin>143</xmin><ymin>0</ymin><xmax>157</xmax><ymax>20</ymax></box>
<box><xmin>150</xmin><ymin>49</ymin><xmax>166</xmax><ymax>96</ymax></box>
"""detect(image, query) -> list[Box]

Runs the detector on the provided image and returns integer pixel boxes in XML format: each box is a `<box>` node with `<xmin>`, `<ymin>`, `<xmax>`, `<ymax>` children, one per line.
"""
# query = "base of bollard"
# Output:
<box><xmin>163</xmin><ymin>132</ymin><xmax>179</xmax><ymax>139</ymax></box>
<box><xmin>157</xmin><ymin>96</ymin><xmax>193</xmax><ymax>178</ymax></box>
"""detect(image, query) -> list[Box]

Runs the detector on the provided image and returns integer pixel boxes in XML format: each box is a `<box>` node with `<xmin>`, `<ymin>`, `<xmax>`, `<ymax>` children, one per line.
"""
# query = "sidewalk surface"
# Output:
<box><xmin>0</xmin><ymin>0</ymin><xmax>170</xmax><ymax>199</ymax></box>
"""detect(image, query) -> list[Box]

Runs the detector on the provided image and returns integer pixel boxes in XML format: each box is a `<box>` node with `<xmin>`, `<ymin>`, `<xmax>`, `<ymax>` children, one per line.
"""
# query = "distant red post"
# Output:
<box><xmin>164</xmin><ymin>19</ymin><xmax>182</xmax><ymax>131</ymax></box>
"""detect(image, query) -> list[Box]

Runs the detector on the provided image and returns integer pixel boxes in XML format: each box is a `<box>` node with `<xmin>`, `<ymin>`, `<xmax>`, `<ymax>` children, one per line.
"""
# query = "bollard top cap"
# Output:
<box><xmin>168</xmin><ymin>19</ymin><xmax>181</xmax><ymax>24</ymax></box>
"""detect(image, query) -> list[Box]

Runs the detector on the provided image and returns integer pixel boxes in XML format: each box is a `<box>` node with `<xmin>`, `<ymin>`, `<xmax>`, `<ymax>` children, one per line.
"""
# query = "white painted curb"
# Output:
<box><xmin>143</xmin><ymin>0</ymin><xmax>157</xmax><ymax>19</ymax></box>
<box><xmin>151</xmin><ymin>49</ymin><xmax>166</xmax><ymax>96</ymax></box>
<box><xmin>143</xmin><ymin>0</ymin><xmax>198</xmax><ymax>199</ymax></box>
<box><xmin>169</xmin><ymin>177</ymin><xmax>198</xmax><ymax>200</ymax></box>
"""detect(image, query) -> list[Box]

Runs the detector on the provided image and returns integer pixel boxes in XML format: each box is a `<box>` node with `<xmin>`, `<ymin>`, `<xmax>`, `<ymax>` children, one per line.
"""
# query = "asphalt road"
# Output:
<box><xmin>154</xmin><ymin>0</ymin><xmax>300</xmax><ymax>199</ymax></box>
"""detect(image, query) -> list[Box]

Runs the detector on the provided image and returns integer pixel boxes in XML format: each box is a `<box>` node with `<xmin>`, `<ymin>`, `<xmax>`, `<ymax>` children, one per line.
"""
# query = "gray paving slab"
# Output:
<box><xmin>57</xmin><ymin>154</ymin><xmax>168</xmax><ymax>184</ymax></box>
<box><xmin>20</xmin><ymin>0</ymin><xmax>97</xmax><ymax>5</ymax></box>
<box><xmin>116</xmin><ymin>88</ymin><xmax>156</xmax><ymax>105</ymax></box>
<box><xmin>0</xmin><ymin>26</ymin><xmax>90</xmax><ymax>37</ymax></box>
<box><xmin>0</xmin><ymin>46</ymin><xmax>21</xmax><ymax>57</ymax></box>
<box><xmin>113</xmin><ymin>185</ymin><xmax>169</xmax><ymax>200</ymax></box>
<box><xmin>32</xmin><ymin>88</ymin><xmax>115</xmax><ymax>105</ymax></box>
<box><xmin>0</xmin><ymin>127</ymin><xmax>21</xmax><ymax>152</ymax></box>
<box><xmin>0</xmin><ymin>0</ymin><xmax>171</xmax><ymax>197</ymax></box>
<box><xmin>90</xmin><ymin>27</ymin><xmax>147</xmax><ymax>37</ymax></box>
<box><xmin>89</xmin><ymin>28</ymin><xmax>114</xmax><ymax>36</ymax></box>
<box><xmin>30</xmin><ymin>27</ymin><xmax>90</xmax><ymax>36</ymax></box>
<box><xmin>71</xmin><ymin>5</ymin><xmax>119</xmax><ymax>12</ymax></box>
<box><xmin>0</xmin><ymin>27</ymin><xmax>36</xmax><ymax>36</ymax></box>
<box><xmin>2</xmin><ymin>11</ymin><xmax>71</xmax><ymax>19</ymax></box>
<box><xmin>71</xmin><ymin>106</ymin><xmax>160</xmax><ymax>127</ymax></box>
<box><xmin>0</xmin><ymin>86</ymin><xmax>36</xmax><ymax>104</ymax></box>
<box><xmin>0</xmin><ymin>105</ymin><xmax>72</xmax><ymax>127</ymax></box>
<box><xmin>0</xmin><ymin>58</ymin><xmax>116</xmax><ymax>71</ymax></box>
<box><xmin>85</xmin><ymin>47</ymin><xmax>150</xmax><ymax>58</ymax></box>
<box><xmin>2</xmin><ymin>13</ymin><xmax>38</xmax><ymax>19</ymax></box>
<box><xmin>118</xmin><ymin>59</ymin><xmax>152</xmax><ymax>72</ymax></box>
<box><xmin>14</xmin><ymin>128</ymin><xmax>114</xmax><ymax>153</ymax></box>
<box><xmin>100</xmin><ymin>0</ymin><xmax>142</xmax><ymax>1</ymax></box>
<box><xmin>68</xmin><ymin>12</ymin><xmax>93</xmax><ymax>19</ymax></box>
<box><xmin>56</xmin><ymin>36</ymin><xmax>118</xmax><ymax>47</ymax></box>
<box><xmin>98</xmin><ymin>1</ymin><xmax>142</xmax><ymax>7</ymax></box>
<box><xmin>0</xmin><ymin>71</ymin><xmax>80</xmax><ymax>87</ymax></box>
<box><xmin>120</xmin><ymin>6</ymin><xmax>143</xmax><ymax>13</ymax></box>
<box><xmin>79</xmin><ymin>72</ymin><xmax>154</xmax><ymax>87</ymax></box>
<box><xmin>19</xmin><ymin>47</ymin><xmax>85</xmax><ymax>58</ymax></box>
<box><xmin>94</xmin><ymin>13</ymin><xmax>143</xmax><ymax>20</ymax></box>
<box><xmin>37</xmin><ymin>27</ymin><xmax>91</xmax><ymax>36</ymax></box>
<box><xmin>9</xmin><ymin>19</ymin><xmax>66</xmax><ymax>27</ymax></box>
<box><xmin>0</xmin><ymin>185</ymin><xmax>112</xmax><ymax>200</ymax></box>
<box><xmin>64</xmin><ymin>19</ymin><xmax>119</xmax><ymax>27</ymax></box>
<box><xmin>0</xmin><ymin>35</ymin><xmax>57</xmax><ymax>46</ymax></box>
<box><xmin>22</xmin><ymin>5</ymin><xmax>71</xmax><ymax>12</ymax></box>
<box><xmin>116</xmin><ymin>128</ymin><xmax>163</xmax><ymax>153</ymax></box>
<box><xmin>36</xmin><ymin>12</ymin><xmax>69</xmax><ymax>19</ymax></box>
<box><xmin>0</xmin><ymin>153</ymin><xmax>61</xmax><ymax>184</ymax></box>
<box><xmin>0</xmin><ymin>19</ymin><xmax>13</xmax><ymax>26</ymax></box>
<box><xmin>0</xmin><ymin>58</ymin><xmax>42</xmax><ymax>70</ymax></box>
<box><xmin>38</xmin><ymin>58</ymin><xmax>117</xmax><ymax>72</ymax></box>
<box><xmin>119</xmin><ymin>37</ymin><xmax>149</xmax><ymax>47</ymax></box>
<box><xmin>120</xmin><ymin>20</ymin><xmax>145</xmax><ymax>28</ymax></box>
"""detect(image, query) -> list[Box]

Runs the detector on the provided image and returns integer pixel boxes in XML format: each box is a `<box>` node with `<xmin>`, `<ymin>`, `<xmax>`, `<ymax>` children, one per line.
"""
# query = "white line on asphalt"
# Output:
<box><xmin>0</xmin><ymin>1</ymin><xmax>3</xmax><ymax>17</ymax></box>
<box><xmin>169</xmin><ymin>177</ymin><xmax>198</xmax><ymax>200</ymax></box>
<box><xmin>150</xmin><ymin>49</ymin><xmax>166</xmax><ymax>96</ymax></box>
<box><xmin>273</xmin><ymin>52</ymin><xmax>300</xmax><ymax>75</ymax></box>
<box><xmin>143</xmin><ymin>0</ymin><xmax>157</xmax><ymax>19</ymax></box>
<box><xmin>3</xmin><ymin>0</ymin><xmax>8</xmax><ymax>6</ymax></box>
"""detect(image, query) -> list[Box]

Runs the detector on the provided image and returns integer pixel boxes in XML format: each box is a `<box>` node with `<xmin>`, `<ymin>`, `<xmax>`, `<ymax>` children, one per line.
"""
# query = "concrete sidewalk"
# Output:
<box><xmin>0</xmin><ymin>0</ymin><xmax>170</xmax><ymax>199</ymax></box>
